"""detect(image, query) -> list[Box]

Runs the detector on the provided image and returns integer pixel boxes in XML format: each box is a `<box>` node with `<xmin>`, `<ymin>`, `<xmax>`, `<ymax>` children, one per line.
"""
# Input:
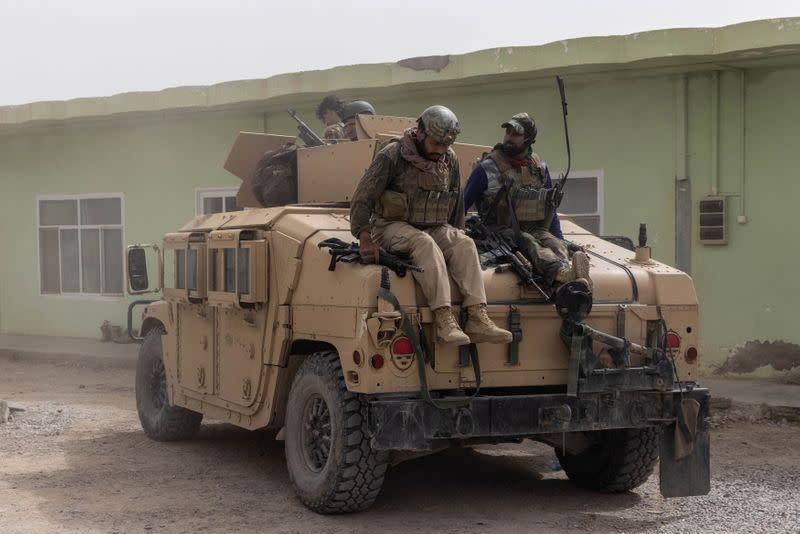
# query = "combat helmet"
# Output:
<box><xmin>340</xmin><ymin>100</ymin><xmax>376</xmax><ymax>121</ymax></box>
<box><xmin>418</xmin><ymin>105</ymin><xmax>461</xmax><ymax>145</ymax></box>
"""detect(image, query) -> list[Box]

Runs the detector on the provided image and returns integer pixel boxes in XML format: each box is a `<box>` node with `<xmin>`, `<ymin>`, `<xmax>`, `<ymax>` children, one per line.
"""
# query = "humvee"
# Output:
<box><xmin>126</xmin><ymin>112</ymin><xmax>710</xmax><ymax>514</ymax></box>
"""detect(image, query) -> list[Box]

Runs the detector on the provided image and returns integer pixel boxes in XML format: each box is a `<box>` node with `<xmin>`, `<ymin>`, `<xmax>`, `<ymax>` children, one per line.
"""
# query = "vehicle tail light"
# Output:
<box><xmin>666</xmin><ymin>331</ymin><xmax>681</xmax><ymax>349</ymax></box>
<box><xmin>685</xmin><ymin>347</ymin><xmax>698</xmax><ymax>363</ymax></box>
<box><xmin>352</xmin><ymin>351</ymin><xmax>362</xmax><ymax>366</ymax></box>
<box><xmin>370</xmin><ymin>354</ymin><xmax>385</xmax><ymax>370</ymax></box>
<box><xmin>392</xmin><ymin>337</ymin><xmax>414</xmax><ymax>355</ymax></box>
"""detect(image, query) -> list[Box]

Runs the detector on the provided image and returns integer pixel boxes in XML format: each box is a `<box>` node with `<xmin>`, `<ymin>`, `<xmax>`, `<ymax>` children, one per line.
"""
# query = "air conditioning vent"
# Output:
<box><xmin>699</xmin><ymin>196</ymin><xmax>726</xmax><ymax>245</ymax></box>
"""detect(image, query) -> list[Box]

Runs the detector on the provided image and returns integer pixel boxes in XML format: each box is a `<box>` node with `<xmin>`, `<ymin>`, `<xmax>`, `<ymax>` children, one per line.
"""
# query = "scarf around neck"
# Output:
<box><xmin>399</xmin><ymin>128</ymin><xmax>451</xmax><ymax>178</ymax></box>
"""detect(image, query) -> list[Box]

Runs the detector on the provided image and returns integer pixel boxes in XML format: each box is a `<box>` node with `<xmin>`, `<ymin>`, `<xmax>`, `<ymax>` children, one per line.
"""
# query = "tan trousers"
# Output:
<box><xmin>372</xmin><ymin>218</ymin><xmax>486</xmax><ymax>310</ymax></box>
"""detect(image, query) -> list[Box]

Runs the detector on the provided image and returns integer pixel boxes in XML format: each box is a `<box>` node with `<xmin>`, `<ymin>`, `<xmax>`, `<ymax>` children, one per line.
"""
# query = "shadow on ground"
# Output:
<box><xmin>7</xmin><ymin>419</ymin><xmax>663</xmax><ymax>533</ymax></box>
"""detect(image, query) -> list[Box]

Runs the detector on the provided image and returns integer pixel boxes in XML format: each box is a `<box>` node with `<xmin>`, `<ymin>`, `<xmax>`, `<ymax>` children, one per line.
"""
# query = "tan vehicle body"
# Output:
<box><xmin>138</xmin><ymin>114</ymin><xmax>700</xmax><ymax>432</ymax></box>
<box><xmin>131</xmin><ymin>113</ymin><xmax>709</xmax><ymax>512</ymax></box>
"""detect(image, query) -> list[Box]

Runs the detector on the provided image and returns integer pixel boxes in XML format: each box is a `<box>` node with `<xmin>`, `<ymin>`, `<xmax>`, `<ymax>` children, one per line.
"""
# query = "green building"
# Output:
<box><xmin>2</xmin><ymin>18</ymin><xmax>799</xmax><ymax>374</ymax></box>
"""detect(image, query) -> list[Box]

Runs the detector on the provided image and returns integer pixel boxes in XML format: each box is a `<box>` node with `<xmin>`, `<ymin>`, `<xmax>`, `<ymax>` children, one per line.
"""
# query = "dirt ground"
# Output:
<box><xmin>1</xmin><ymin>358</ymin><xmax>799</xmax><ymax>534</ymax></box>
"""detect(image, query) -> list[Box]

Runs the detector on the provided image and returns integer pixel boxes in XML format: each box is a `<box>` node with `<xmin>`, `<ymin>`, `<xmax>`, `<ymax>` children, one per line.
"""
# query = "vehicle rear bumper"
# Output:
<box><xmin>367</xmin><ymin>386</ymin><xmax>710</xmax><ymax>451</ymax></box>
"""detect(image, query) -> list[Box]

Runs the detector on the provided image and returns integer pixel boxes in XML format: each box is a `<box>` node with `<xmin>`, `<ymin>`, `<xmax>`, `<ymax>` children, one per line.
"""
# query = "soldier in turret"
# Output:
<box><xmin>340</xmin><ymin>100</ymin><xmax>376</xmax><ymax>141</ymax></box>
<box><xmin>350</xmin><ymin>105</ymin><xmax>512</xmax><ymax>346</ymax></box>
<box><xmin>316</xmin><ymin>95</ymin><xmax>346</xmax><ymax>141</ymax></box>
<box><xmin>464</xmin><ymin>113</ymin><xmax>591</xmax><ymax>288</ymax></box>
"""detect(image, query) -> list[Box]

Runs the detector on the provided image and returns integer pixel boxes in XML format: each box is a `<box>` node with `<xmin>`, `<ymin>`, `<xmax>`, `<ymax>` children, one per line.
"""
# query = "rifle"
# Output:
<box><xmin>465</xmin><ymin>216</ymin><xmax>549</xmax><ymax>299</ymax></box>
<box><xmin>317</xmin><ymin>237</ymin><xmax>423</xmax><ymax>277</ymax></box>
<box><xmin>287</xmin><ymin>109</ymin><xmax>325</xmax><ymax>147</ymax></box>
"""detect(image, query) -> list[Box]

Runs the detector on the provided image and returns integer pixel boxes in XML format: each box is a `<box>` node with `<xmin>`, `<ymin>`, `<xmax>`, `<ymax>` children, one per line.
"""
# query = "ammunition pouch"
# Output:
<box><xmin>513</xmin><ymin>187</ymin><xmax>559</xmax><ymax>228</ymax></box>
<box><xmin>408</xmin><ymin>190</ymin><xmax>457</xmax><ymax>227</ymax></box>
<box><xmin>511</xmin><ymin>188</ymin><xmax>547</xmax><ymax>222</ymax></box>
<box><xmin>380</xmin><ymin>190</ymin><xmax>409</xmax><ymax>221</ymax></box>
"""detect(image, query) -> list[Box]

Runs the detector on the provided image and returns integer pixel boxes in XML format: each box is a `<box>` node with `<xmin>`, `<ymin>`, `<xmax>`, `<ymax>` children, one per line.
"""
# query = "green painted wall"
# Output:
<box><xmin>0</xmin><ymin>111</ymin><xmax>259</xmax><ymax>338</ymax></box>
<box><xmin>2</xmin><ymin>63</ymin><xmax>799</xmax><ymax>374</ymax></box>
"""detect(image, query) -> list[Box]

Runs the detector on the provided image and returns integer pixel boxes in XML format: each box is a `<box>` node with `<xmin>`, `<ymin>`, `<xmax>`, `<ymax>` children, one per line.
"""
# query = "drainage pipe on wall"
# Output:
<box><xmin>710</xmin><ymin>70</ymin><xmax>719</xmax><ymax>196</ymax></box>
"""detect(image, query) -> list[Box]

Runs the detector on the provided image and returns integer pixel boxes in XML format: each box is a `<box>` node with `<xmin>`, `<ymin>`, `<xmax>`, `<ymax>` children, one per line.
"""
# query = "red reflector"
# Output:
<box><xmin>685</xmin><ymin>347</ymin><xmax>698</xmax><ymax>363</ymax></box>
<box><xmin>666</xmin><ymin>331</ymin><xmax>681</xmax><ymax>349</ymax></box>
<box><xmin>370</xmin><ymin>354</ymin><xmax>385</xmax><ymax>369</ymax></box>
<box><xmin>353</xmin><ymin>351</ymin><xmax>362</xmax><ymax>366</ymax></box>
<box><xmin>392</xmin><ymin>337</ymin><xmax>414</xmax><ymax>355</ymax></box>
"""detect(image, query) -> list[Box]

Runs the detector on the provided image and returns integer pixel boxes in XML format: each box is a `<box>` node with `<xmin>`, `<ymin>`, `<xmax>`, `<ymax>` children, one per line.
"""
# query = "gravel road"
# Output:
<box><xmin>1</xmin><ymin>357</ymin><xmax>798</xmax><ymax>533</ymax></box>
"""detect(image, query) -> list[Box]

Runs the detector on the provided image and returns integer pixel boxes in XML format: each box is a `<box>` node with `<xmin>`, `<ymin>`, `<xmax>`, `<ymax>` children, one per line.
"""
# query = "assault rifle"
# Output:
<box><xmin>287</xmin><ymin>109</ymin><xmax>325</xmax><ymax>147</ymax></box>
<box><xmin>317</xmin><ymin>237</ymin><xmax>423</xmax><ymax>278</ymax></box>
<box><xmin>465</xmin><ymin>216</ymin><xmax>549</xmax><ymax>299</ymax></box>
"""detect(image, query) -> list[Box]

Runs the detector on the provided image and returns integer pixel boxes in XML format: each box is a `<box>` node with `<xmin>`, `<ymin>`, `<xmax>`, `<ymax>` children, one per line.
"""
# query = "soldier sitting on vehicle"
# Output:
<box><xmin>350</xmin><ymin>105</ymin><xmax>513</xmax><ymax>346</ymax></box>
<box><xmin>316</xmin><ymin>95</ymin><xmax>346</xmax><ymax>141</ymax></box>
<box><xmin>464</xmin><ymin>112</ymin><xmax>591</xmax><ymax>288</ymax></box>
<box><xmin>340</xmin><ymin>100</ymin><xmax>376</xmax><ymax>141</ymax></box>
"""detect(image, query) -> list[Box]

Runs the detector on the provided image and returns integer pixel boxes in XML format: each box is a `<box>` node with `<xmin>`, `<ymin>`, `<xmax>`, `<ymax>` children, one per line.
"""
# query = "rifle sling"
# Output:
<box><xmin>377</xmin><ymin>287</ymin><xmax>480</xmax><ymax>409</ymax></box>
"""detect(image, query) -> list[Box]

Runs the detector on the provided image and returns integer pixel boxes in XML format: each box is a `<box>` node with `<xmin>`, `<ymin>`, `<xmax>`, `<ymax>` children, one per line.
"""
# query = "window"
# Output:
<box><xmin>38</xmin><ymin>195</ymin><xmax>124</xmax><ymax>296</ymax></box>
<box><xmin>552</xmin><ymin>171</ymin><xmax>604</xmax><ymax>234</ymax></box>
<box><xmin>163</xmin><ymin>232</ymin><xmax>207</xmax><ymax>303</ymax></box>
<box><xmin>196</xmin><ymin>187</ymin><xmax>242</xmax><ymax>215</ymax></box>
<box><xmin>207</xmin><ymin>229</ymin><xmax>267</xmax><ymax>307</ymax></box>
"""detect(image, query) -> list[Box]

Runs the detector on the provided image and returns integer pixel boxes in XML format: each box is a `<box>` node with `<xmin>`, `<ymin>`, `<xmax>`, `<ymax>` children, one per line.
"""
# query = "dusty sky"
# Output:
<box><xmin>1</xmin><ymin>0</ymin><xmax>798</xmax><ymax>106</ymax></box>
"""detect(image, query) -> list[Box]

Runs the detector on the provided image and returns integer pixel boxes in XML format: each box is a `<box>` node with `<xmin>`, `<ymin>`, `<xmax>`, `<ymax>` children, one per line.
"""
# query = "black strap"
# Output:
<box><xmin>378</xmin><ymin>287</ymin><xmax>480</xmax><ymax>409</ymax></box>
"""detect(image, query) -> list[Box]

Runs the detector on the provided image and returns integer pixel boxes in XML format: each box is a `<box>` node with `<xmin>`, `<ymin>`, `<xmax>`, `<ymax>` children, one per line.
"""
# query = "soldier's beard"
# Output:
<box><xmin>501</xmin><ymin>141</ymin><xmax>527</xmax><ymax>157</ymax></box>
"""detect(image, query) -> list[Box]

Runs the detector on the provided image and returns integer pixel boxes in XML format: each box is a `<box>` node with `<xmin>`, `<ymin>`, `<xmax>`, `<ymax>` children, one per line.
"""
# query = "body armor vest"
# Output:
<box><xmin>379</xmin><ymin>143</ymin><xmax>458</xmax><ymax>228</ymax></box>
<box><xmin>477</xmin><ymin>150</ymin><xmax>555</xmax><ymax>229</ymax></box>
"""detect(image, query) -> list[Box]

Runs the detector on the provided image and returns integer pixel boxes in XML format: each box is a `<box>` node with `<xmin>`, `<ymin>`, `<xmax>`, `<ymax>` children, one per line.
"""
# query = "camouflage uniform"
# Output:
<box><xmin>475</xmin><ymin>148</ymin><xmax>572</xmax><ymax>282</ymax></box>
<box><xmin>350</xmin><ymin>138</ymin><xmax>485</xmax><ymax>311</ymax></box>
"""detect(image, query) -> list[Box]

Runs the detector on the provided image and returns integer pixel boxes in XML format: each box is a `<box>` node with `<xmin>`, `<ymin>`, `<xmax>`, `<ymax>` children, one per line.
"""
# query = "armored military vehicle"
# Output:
<box><xmin>126</xmin><ymin>111</ymin><xmax>710</xmax><ymax>514</ymax></box>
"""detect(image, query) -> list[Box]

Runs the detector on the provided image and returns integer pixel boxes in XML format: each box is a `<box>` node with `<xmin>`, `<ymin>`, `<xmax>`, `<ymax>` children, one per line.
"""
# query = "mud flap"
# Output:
<box><xmin>659</xmin><ymin>398</ymin><xmax>711</xmax><ymax>497</ymax></box>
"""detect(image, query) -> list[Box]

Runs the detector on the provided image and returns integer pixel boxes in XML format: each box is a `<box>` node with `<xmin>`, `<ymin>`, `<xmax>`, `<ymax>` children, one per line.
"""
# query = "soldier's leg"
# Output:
<box><xmin>427</xmin><ymin>225</ymin><xmax>512</xmax><ymax>344</ymax></box>
<box><xmin>531</xmin><ymin>228</ymin><xmax>591</xmax><ymax>285</ymax></box>
<box><xmin>372</xmin><ymin>220</ymin><xmax>469</xmax><ymax>345</ymax></box>
<box><xmin>425</xmin><ymin>224</ymin><xmax>485</xmax><ymax>307</ymax></box>
<box><xmin>499</xmin><ymin>228</ymin><xmax>567</xmax><ymax>282</ymax></box>
<box><xmin>531</xmin><ymin>228</ymin><xmax>569</xmax><ymax>261</ymax></box>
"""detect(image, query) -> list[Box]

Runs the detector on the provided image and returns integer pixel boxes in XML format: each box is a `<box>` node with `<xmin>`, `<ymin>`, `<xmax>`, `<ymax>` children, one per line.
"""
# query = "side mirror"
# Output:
<box><xmin>126</xmin><ymin>244</ymin><xmax>162</xmax><ymax>295</ymax></box>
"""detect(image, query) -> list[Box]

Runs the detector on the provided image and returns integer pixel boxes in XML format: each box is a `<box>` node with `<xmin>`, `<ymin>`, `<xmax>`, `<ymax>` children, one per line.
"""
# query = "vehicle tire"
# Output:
<box><xmin>284</xmin><ymin>351</ymin><xmax>389</xmax><ymax>513</ymax></box>
<box><xmin>556</xmin><ymin>427</ymin><xmax>659</xmax><ymax>492</ymax></box>
<box><xmin>136</xmin><ymin>328</ymin><xmax>202</xmax><ymax>441</ymax></box>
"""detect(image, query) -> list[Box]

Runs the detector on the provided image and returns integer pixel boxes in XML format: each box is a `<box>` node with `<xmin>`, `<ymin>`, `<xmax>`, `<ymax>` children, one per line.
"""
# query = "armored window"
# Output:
<box><xmin>207</xmin><ymin>230</ymin><xmax>267</xmax><ymax>307</ymax></box>
<box><xmin>163</xmin><ymin>233</ymin><xmax>207</xmax><ymax>302</ymax></box>
<box><xmin>37</xmin><ymin>195</ymin><xmax>124</xmax><ymax>296</ymax></box>
<box><xmin>196</xmin><ymin>187</ymin><xmax>242</xmax><ymax>215</ymax></box>
<box><xmin>551</xmin><ymin>171</ymin><xmax>604</xmax><ymax>234</ymax></box>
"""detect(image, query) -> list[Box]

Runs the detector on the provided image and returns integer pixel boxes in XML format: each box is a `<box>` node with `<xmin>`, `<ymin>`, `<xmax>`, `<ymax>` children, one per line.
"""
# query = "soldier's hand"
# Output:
<box><xmin>359</xmin><ymin>231</ymin><xmax>382</xmax><ymax>264</ymax></box>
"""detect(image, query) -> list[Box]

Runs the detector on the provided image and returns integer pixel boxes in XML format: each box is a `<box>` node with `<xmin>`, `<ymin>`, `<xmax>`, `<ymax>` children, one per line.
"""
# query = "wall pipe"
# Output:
<box><xmin>739</xmin><ymin>69</ymin><xmax>747</xmax><ymax>221</ymax></box>
<box><xmin>710</xmin><ymin>70</ymin><xmax>719</xmax><ymax>196</ymax></box>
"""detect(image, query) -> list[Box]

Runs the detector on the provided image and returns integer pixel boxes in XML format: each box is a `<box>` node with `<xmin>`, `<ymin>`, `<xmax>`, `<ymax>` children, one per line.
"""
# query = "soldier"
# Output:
<box><xmin>340</xmin><ymin>100</ymin><xmax>376</xmax><ymax>141</ymax></box>
<box><xmin>463</xmin><ymin>113</ymin><xmax>591</xmax><ymax>287</ymax></box>
<box><xmin>351</xmin><ymin>105</ymin><xmax>512</xmax><ymax>346</ymax></box>
<box><xmin>315</xmin><ymin>95</ymin><xmax>346</xmax><ymax>141</ymax></box>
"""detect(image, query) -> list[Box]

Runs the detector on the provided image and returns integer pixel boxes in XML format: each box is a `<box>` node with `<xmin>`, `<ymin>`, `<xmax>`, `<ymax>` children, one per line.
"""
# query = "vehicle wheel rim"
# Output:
<box><xmin>301</xmin><ymin>394</ymin><xmax>331</xmax><ymax>472</ymax></box>
<box><xmin>149</xmin><ymin>357</ymin><xmax>167</xmax><ymax>410</ymax></box>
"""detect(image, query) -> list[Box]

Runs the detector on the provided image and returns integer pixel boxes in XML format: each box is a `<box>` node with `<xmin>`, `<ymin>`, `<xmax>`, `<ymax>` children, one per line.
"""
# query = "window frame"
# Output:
<box><xmin>163</xmin><ymin>232</ymin><xmax>208</xmax><ymax>303</ymax></box>
<box><xmin>206</xmin><ymin>229</ymin><xmax>268</xmax><ymax>308</ymax></box>
<box><xmin>36</xmin><ymin>193</ymin><xmax>126</xmax><ymax>300</ymax></box>
<box><xmin>195</xmin><ymin>187</ymin><xmax>240</xmax><ymax>216</ymax></box>
<box><xmin>551</xmin><ymin>169</ymin><xmax>604</xmax><ymax>235</ymax></box>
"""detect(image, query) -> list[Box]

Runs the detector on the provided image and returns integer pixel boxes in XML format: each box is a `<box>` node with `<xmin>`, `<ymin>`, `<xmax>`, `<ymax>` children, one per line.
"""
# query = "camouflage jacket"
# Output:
<box><xmin>350</xmin><ymin>142</ymin><xmax>464</xmax><ymax>237</ymax></box>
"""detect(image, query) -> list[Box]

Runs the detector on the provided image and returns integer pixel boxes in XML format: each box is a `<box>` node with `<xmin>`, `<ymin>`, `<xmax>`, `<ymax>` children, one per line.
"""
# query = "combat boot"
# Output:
<box><xmin>555</xmin><ymin>251</ymin><xmax>592</xmax><ymax>289</ymax></box>
<box><xmin>465</xmin><ymin>304</ymin><xmax>513</xmax><ymax>344</ymax></box>
<box><xmin>434</xmin><ymin>306</ymin><xmax>471</xmax><ymax>346</ymax></box>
